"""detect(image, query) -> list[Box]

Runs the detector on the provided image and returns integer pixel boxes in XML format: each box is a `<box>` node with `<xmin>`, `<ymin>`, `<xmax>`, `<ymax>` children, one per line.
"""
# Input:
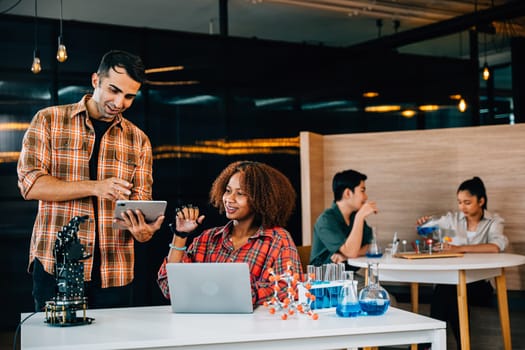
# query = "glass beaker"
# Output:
<box><xmin>358</xmin><ymin>262</ymin><xmax>390</xmax><ymax>315</ymax></box>
<box><xmin>366</xmin><ymin>227</ymin><xmax>383</xmax><ymax>258</ymax></box>
<box><xmin>336</xmin><ymin>279</ymin><xmax>360</xmax><ymax>317</ymax></box>
<box><xmin>417</xmin><ymin>216</ymin><xmax>440</xmax><ymax>238</ymax></box>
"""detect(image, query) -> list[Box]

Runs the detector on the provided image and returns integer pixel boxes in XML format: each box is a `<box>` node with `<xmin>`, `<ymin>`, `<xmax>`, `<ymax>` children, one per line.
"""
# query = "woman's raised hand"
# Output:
<box><xmin>174</xmin><ymin>204</ymin><xmax>205</xmax><ymax>234</ymax></box>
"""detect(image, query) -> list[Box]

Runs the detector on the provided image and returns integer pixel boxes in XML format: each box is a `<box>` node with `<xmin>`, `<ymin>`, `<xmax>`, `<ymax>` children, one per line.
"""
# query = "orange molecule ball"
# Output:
<box><xmin>311</xmin><ymin>313</ymin><xmax>319</xmax><ymax>320</ymax></box>
<box><xmin>269</xmin><ymin>308</ymin><xmax>276</xmax><ymax>314</ymax></box>
<box><xmin>281</xmin><ymin>313</ymin><xmax>288</xmax><ymax>320</ymax></box>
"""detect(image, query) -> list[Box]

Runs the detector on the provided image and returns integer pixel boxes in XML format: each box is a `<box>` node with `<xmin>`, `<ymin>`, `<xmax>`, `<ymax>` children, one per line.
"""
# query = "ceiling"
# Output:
<box><xmin>2</xmin><ymin>0</ymin><xmax>525</xmax><ymax>66</ymax></box>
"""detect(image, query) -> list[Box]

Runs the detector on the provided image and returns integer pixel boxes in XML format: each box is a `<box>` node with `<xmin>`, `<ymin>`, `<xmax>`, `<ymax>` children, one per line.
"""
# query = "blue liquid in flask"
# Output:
<box><xmin>336</xmin><ymin>303</ymin><xmax>361</xmax><ymax>317</ymax></box>
<box><xmin>359</xmin><ymin>299</ymin><xmax>390</xmax><ymax>316</ymax></box>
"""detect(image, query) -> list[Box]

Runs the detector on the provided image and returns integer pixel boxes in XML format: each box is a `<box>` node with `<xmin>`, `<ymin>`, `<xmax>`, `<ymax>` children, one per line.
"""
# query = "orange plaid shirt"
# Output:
<box><xmin>17</xmin><ymin>95</ymin><xmax>153</xmax><ymax>288</ymax></box>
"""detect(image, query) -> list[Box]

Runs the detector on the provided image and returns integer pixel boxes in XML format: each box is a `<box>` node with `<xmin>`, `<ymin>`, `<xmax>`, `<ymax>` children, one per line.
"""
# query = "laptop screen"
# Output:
<box><xmin>166</xmin><ymin>262</ymin><xmax>254</xmax><ymax>314</ymax></box>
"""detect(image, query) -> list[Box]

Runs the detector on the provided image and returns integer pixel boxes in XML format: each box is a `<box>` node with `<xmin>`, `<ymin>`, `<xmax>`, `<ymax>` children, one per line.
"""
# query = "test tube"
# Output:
<box><xmin>306</xmin><ymin>265</ymin><xmax>315</xmax><ymax>281</ymax></box>
<box><xmin>327</xmin><ymin>264</ymin><xmax>337</xmax><ymax>307</ymax></box>
<box><xmin>337</xmin><ymin>263</ymin><xmax>346</xmax><ymax>281</ymax></box>
<box><xmin>313</xmin><ymin>266</ymin><xmax>324</xmax><ymax>309</ymax></box>
<box><xmin>315</xmin><ymin>266</ymin><xmax>323</xmax><ymax>282</ymax></box>
<box><xmin>342</xmin><ymin>270</ymin><xmax>354</xmax><ymax>281</ymax></box>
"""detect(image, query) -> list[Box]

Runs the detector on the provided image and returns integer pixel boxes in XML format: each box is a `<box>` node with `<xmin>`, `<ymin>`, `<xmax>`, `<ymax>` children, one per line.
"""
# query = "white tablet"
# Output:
<box><xmin>112</xmin><ymin>200</ymin><xmax>167</xmax><ymax>229</ymax></box>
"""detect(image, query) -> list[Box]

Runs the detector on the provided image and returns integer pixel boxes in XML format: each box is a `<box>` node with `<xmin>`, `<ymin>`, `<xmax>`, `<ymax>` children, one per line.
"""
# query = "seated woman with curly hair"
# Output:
<box><xmin>157</xmin><ymin>160</ymin><xmax>303</xmax><ymax>306</ymax></box>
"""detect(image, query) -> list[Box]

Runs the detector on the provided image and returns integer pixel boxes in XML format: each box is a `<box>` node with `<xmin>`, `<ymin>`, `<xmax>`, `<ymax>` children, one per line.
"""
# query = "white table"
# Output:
<box><xmin>21</xmin><ymin>305</ymin><xmax>446</xmax><ymax>349</ymax></box>
<box><xmin>347</xmin><ymin>253</ymin><xmax>525</xmax><ymax>350</ymax></box>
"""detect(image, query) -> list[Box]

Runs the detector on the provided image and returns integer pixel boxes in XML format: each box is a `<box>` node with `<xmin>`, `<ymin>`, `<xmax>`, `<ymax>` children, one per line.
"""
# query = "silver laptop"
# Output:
<box><xmin>166</xmin><ymin>263</ymin><xmax>254</xmax><ymax>313</ymax></box>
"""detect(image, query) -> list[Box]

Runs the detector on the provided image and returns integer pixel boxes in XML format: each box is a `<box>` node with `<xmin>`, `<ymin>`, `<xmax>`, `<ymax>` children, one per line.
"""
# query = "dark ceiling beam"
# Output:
<box><xmin>347</xmin><ymin>0</ymin><xmax>525</xmax><ymax>52</ymax></box>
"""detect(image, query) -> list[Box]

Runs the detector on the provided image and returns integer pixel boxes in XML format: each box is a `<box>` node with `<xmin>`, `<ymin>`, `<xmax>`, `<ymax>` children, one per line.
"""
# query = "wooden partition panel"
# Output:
<box><xmin>300</xmin><ymin>132</ymin><xmax>325</xmax><ymax>246</ymax></box>
<box><xmin>300</xmin><ymin>124</ymin><xmax>525</xmax><ymax>290</ymax></box>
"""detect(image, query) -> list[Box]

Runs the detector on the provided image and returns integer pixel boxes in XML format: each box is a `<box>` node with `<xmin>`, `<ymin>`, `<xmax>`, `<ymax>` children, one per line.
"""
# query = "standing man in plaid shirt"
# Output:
<box><xmin>17</xmin><ymin>50</ymin><xmax>164</xmax><ymax>311</ymax></box>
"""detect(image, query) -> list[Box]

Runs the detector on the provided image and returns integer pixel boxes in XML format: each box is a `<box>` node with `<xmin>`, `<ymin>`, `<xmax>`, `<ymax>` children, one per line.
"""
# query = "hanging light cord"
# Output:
<box><xmin>484</xmin><ymin>32</ymin><xmax>487</xmax><ymax>62</ymax></box>
<box><xmin>33</xmin><ymin>0</ymin><xmax>38</xmax><ymax>51</ymax></box>
<box><xmin>59</xmin><ymin>0</ymin><xmax>63</xmax><ymax>37</ymax></box>
<box><xmin>30</xmin><ymin>0</ymin><xmax>41</xmax><ymax>74</ymax></box>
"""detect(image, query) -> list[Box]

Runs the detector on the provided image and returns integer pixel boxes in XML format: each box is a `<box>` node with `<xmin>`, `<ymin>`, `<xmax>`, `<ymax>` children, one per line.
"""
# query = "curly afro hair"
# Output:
<box><xmin>209</xmin><ymin>161</ymin><xmax>296</xmax><ymax>228</ymax></box>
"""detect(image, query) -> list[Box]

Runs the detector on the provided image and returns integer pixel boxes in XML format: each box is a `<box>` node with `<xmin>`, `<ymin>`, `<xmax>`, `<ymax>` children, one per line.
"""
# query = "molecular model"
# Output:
<box><xmin>262</xmin><ymin>261</ymin><xmax>318</xmax><ymax>320</ymax></box>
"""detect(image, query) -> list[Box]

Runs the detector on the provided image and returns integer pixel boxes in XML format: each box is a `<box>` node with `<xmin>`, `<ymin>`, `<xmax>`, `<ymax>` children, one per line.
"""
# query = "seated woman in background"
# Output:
<box><xmin>157</xmin><ymin>161</ymin><xmax>303</xmax><ymax>306</ymax></box>
<box><xmin>416</xmin><ymin>176</ymin><xmax>508</xmax><ymax>350</ymax></box>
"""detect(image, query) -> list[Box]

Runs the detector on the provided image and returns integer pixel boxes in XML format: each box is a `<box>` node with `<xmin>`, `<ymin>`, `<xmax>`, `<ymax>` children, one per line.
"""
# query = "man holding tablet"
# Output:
<box><xmin>17</xmin><ymin>50</ymin><xmax>164</xmax><ymax>311</ymax></box>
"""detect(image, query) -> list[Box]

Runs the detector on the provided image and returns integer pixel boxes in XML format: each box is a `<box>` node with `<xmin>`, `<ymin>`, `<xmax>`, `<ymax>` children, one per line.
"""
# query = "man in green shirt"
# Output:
<box><xmin>310</xmin><ymin>169</ymin><xmax>378</xmax><ymax>268</ymax></box>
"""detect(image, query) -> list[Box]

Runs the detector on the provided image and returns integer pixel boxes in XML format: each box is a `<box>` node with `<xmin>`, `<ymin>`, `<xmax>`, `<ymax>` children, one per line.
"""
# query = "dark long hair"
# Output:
<box><xmin>457</xmin><ymin>176</ymin><xmax>487</xmax><ymax>210</ymax></box>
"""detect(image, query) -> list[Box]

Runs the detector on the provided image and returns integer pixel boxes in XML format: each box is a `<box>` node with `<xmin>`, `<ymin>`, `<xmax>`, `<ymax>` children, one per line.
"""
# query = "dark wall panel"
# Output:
<box><xmin>0</xmin><ymin>13</ymin><xmax>487</xmax><ymax>331</ymax></box>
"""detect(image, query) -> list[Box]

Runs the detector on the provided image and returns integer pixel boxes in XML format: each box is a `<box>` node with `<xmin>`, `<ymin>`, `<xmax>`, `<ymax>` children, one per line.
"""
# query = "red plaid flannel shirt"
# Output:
<box><xmin>157</xmin><ymin>221</ymin><xmax>303</xmax><ymax>305</ymax></box>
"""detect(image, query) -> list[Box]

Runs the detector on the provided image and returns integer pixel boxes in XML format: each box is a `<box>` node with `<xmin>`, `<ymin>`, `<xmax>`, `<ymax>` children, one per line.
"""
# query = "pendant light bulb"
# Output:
<box><xmin>56</xmin><ymin>0</ymin><xmax>68</xmax><ymax>62</ymax></box>
<box><xmin>458</xmin><ymin>98</ymin><xmax>467</xmax><ymax>113</ymax></box>
<box><xmin>31</xmin><ymin>50</ymin><xmax>42</xmax><ymax>74</ymax></box>
<box><xmin>31</xmin><ymin>0</ymin><xmax>41</xmax><ymax>74</ymax></box>
<box><xmin>56</xmin><ymin>37</ymin><xmax>68</xmax><ymax>62</ymax></box>
<box><xmin>482</xmin><ymin>62</ymin><xmax>490</xmax><ymax>81</ymax></box>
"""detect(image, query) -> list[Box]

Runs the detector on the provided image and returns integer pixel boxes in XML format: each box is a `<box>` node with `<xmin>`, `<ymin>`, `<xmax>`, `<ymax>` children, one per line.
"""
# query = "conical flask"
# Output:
<box><xmin>358</xmin><ymin>262</ymin><xmax>390</xmax><ymax>315</ymax></box>
<box><xmin>336</xmin><ymin>279</ymin><xmax>360</xmax><ymax>317</ymax></box>
<box><xmin>366</xmin><ymin>226</ymin><xmax>383</xmax><ymax>258</ymax></box>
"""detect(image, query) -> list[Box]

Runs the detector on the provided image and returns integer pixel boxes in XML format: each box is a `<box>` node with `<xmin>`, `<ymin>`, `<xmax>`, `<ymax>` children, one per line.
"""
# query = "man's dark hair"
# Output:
<box><xmin>97</xmin><ymin>50</ymin><xmax>146</xmax><ymax>84</ymax></box>
<box><xmin>332</xmin><ymin>169</ymin><xmax>367</xmax><ymax>201</ymax></box>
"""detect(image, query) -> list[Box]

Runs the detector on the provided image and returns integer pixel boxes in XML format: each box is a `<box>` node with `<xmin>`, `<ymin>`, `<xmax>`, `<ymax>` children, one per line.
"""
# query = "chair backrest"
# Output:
<box><xmin>296</xmin><ymin>245</ymin><xmax>312</xmax><ymax>273</ymax></box>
